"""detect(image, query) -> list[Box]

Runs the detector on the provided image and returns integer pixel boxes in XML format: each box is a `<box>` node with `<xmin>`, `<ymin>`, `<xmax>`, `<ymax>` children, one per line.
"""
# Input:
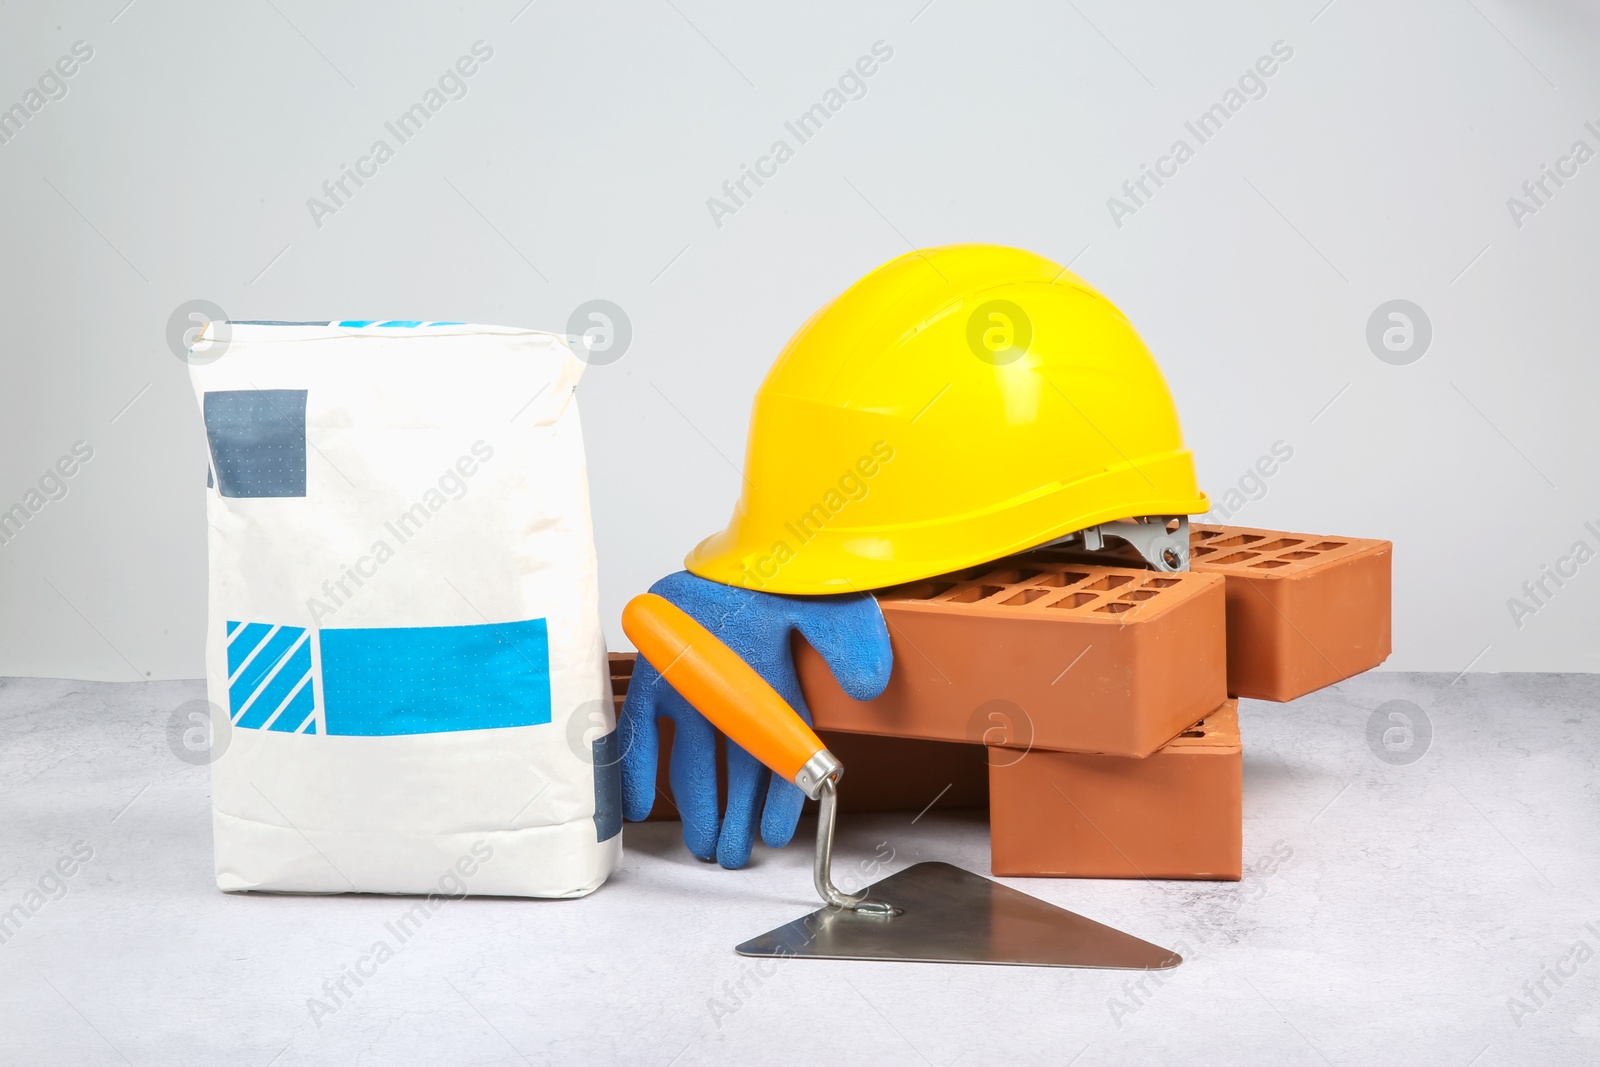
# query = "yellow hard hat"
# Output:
<box><xmin>686</xmin><ymin>243</ymin><xmax>1209</xmax><ymax>593</ymax></box>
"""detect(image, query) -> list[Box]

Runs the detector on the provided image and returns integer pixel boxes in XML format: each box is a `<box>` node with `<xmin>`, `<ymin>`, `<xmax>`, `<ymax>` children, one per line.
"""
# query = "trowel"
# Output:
<box><xmin>622</xmin><ymin>594</ymin><xmax>1182</xmax><ymax>970</ymax></box>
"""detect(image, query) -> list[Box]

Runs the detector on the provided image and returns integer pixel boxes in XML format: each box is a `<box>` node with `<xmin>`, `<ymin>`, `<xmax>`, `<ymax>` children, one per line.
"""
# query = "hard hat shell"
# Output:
<box><xmin>686</xmin><ymin>244</ymin><xmax>1209</xmax><ymax>593</ymax></box>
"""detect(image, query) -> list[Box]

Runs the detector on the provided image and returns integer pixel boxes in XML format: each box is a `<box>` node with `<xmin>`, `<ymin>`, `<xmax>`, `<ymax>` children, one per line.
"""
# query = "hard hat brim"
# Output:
<box><xmin>686</xmin><ymin>450</ymin><xmax>1210</xmax><ymax>594</ymax></box>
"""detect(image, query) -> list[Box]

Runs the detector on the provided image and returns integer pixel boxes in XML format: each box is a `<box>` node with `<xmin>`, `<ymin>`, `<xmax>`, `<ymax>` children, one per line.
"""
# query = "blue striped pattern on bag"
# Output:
<box><xmin>226</xmin><ymin>621</ymin><xmax>319</xmax><ymax>733</ymax></box>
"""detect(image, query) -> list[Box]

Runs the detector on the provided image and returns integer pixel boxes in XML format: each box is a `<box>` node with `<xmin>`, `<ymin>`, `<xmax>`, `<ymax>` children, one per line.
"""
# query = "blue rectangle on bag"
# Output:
<box><xmin>319</xmin><ymin>618</ymin><xmax>551</xmax><ymax>736</ymax></box>
<box><xmin>203</xmin><ymin>389</ymin><xmax>308</xmax><ymax>498</ymax></box>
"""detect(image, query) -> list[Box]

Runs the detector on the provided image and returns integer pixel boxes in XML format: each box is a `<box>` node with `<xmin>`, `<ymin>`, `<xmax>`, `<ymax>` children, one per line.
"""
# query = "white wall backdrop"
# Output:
<box><xmin>1</xmin><ymin>0</ymin><xmax>1596</xmax><ymax>680</ymax></box>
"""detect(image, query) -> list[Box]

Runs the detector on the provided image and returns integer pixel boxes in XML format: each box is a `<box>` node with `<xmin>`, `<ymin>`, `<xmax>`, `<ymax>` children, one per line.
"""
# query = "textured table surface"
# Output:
<box><xmin>2</xmin><ymin>672</ymin><xmax>1596</xmax><ymax>1066</ymax></box>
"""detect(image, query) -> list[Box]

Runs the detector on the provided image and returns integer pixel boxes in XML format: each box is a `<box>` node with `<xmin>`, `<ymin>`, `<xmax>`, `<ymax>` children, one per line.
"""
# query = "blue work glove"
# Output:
<box><xmin>619</xmin><ymin>570</ymin><xmax>892</xmax><ymax>869</ymax></box>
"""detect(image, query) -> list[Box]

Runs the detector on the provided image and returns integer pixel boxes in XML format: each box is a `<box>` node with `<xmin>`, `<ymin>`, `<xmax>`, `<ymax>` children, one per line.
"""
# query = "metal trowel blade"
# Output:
<box><xmin>736</xmin><ymin>862</ymin><xmax>1181</xmax><ymax>970</ymax></box>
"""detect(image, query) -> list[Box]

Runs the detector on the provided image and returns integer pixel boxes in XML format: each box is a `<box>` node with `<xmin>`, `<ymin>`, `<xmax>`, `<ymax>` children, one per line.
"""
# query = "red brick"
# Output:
<box><xmin>988</xmin><ymin>700</ymin><xmax>1241</xmax><ymax>880</ymax></box>
<box><xmin>1190</xmin><ymin>525</ymin><xmax>1391</xmax><ymax>701</ymax></box>
<box><xmin>797</xmin><ymin>552</ymin><xmax>1227</xmax><ymax>758</ymax></box>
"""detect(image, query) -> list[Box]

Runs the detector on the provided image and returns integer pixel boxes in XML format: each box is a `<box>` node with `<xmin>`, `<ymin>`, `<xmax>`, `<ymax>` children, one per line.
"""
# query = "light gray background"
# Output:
<box><xmin>2</xmin><ymin>0</ymin><xmax>1597</xmax><ymax>680</ymax></box>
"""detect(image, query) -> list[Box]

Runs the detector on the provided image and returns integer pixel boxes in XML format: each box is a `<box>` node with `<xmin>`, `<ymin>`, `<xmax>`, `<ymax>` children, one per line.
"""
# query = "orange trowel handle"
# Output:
<box><xmin>621</xmin><ymin>593</ymin><xmax>842</xmax><ymax>799</ymax></box>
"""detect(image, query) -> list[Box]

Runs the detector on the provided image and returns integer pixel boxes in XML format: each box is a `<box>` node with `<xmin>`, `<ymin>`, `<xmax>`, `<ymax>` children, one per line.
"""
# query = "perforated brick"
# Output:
<box><xmin>989</xmin><ymin>699</ymin><xmax>1241</xmax><ymax>880</ymax></box>
<box><xmin>796</xmin><ymin>551</ymin><xmax>1227</xmax><ymax>758</ymax></box>
<box><xmin>1190</xmin><ymin>525</ymin><xmax>1391</xmax><ymax>701</ymax></box>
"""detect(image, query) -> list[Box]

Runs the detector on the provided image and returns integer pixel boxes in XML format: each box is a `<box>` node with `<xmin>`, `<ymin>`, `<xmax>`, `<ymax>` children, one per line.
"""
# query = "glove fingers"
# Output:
<box><xmin>617</xmin><ymin>663</ymin><xmax>661</xmax><ymax>824</ymax></box>
<box><xmin>790</xmin><ymin>593</ymin><xmax>894</xmax><ymax>701</ymax></box>
<box><xmin>750</xmin><ymin>658</ymin><xmax>814</xmax><ymax>850</ymax></box>
<box><xmin>715</xmin><ymin>741</ymin><xmax>768</xmax><ymax>869</ymax></box>
<box><xmin>664</xmin><ymin>697</ymin><xmax>722</xmax><ymax>861</ymax></box>
<box><xmin>759</xmin><ymin>776</ymin><xmax>807</xmax><ymax>848</ymax></box>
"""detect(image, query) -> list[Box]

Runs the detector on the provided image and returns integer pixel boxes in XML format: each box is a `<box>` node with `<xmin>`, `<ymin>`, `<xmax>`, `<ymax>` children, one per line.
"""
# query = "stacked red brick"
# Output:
<box><xmin>795</xmin><ymin>524</ymin><xmax>1392</xmax><ymax>881</ymax></box>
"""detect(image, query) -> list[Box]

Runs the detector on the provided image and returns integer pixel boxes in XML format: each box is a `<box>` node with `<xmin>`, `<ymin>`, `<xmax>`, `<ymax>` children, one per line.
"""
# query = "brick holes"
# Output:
<box><xmin>1191</xmin><ymin>525</ymin><xmax>1361</xmax><ymax>573</ymax></box>
<box><xmin>985</xmin><ymin>568</ymin><xmax>1042</xmax><ymax>584</ymax></box>
<box><xmin>1034</xmin><ymin>570</ymin><xmax>1088</xmax><ymax>587</ymax></box>
<box><xmin>883</xmin><ymin>548</ymin><xmax>1210</xmax><ymax>614</ymax></box>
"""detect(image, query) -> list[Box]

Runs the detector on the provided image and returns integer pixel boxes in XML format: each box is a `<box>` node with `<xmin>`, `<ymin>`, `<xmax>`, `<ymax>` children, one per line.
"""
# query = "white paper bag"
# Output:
<box><xmin>188</xmin><ymin>320</ymin><xmax>619</xmax><ymax>897</ymax></box>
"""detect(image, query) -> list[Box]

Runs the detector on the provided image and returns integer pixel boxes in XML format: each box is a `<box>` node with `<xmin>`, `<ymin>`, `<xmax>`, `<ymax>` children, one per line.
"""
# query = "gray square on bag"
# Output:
<box><xmin>203</xmin><ymin>389</ymin><xmax>308</xmax><ymax>498</ymax></box>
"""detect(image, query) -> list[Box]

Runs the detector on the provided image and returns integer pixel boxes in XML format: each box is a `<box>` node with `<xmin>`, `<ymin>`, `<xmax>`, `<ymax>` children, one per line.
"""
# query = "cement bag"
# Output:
<box><xmin>188</xmin><ymin>321</ymin><xmax>619</xmax><ymax>897</ymax></box>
